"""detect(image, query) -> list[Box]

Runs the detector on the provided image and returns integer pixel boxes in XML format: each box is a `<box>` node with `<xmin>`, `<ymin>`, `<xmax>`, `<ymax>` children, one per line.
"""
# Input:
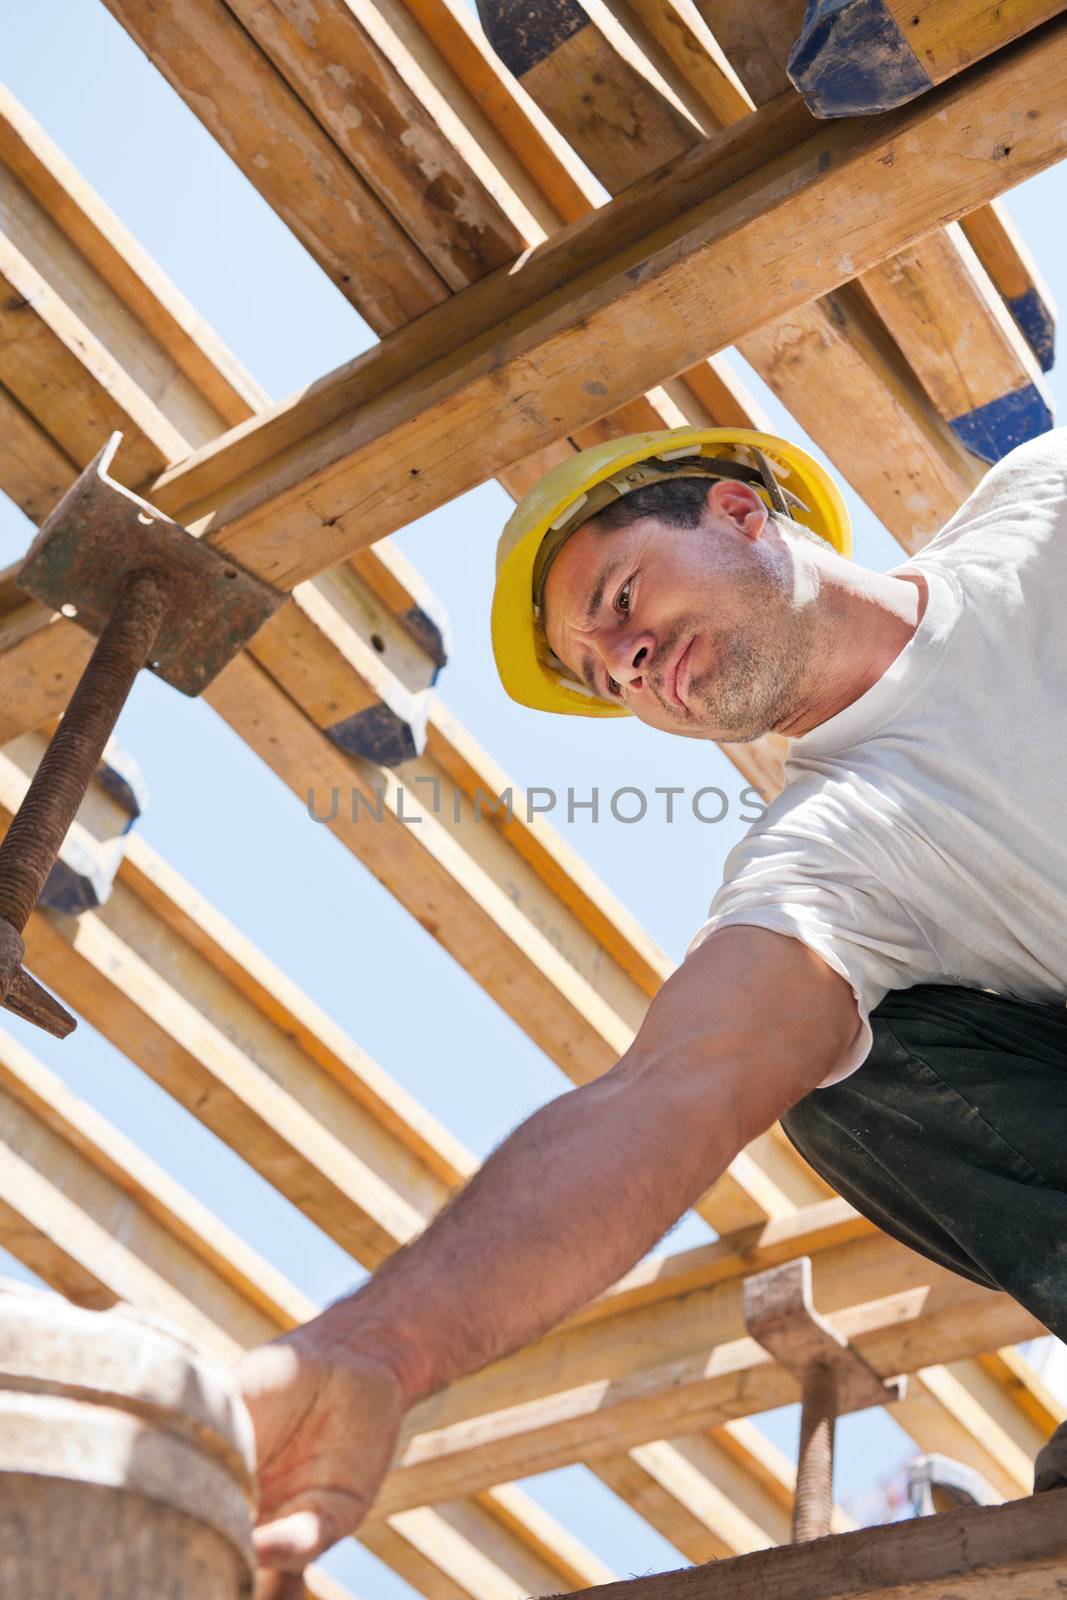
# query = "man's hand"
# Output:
<box><xmin>237</xmin><ymin>1321</ymin><xmax>406</xmax><ymax>1593</ymax></box>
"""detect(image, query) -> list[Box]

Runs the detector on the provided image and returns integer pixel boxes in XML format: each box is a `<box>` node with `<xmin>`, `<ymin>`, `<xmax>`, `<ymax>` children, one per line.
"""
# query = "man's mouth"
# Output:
<box><xmin>661</xmin><ymin>636</ymin><xmax>693</xmax><ymax>712</ymax></box>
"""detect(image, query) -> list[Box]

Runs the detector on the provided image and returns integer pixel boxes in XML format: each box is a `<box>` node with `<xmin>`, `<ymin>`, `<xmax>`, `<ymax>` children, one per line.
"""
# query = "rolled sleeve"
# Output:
<box><xmin>687</xmin><ymin>827</ymin><xmax>939</xmax><ymax>1086</ymax></box>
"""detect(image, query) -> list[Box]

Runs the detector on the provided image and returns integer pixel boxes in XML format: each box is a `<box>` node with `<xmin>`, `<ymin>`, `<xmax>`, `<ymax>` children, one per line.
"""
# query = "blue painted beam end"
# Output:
<box><xmin>949</xmin><ymin>383</ymin><xmax>1054</xmax><ymax>465</ymax></box>
<box><xmin>476</xmin><ymin>0</ymin><xmax>587</xmax><ymax>76</ymax></box>
<box><xmin>327</xmin><ymin>699</ymin><xmax>429</xmax><ymax>768</ymax></box>
<box><xmin>38</xmin><ymin>836</ymin><xmax>115</xmax><ymax>916</ymax></box>
<box><xmin>1006</xmin><ymin>288</ymin><xmax>1056</xmax><ymax>373</ymax></box>
<box><xmin>95</xmin><ymin>746</ymin><xmax>149</xmax><ymax>828</ymax></box>
<box><xmin>787</xmin><ymin>0</ymin><xmax>931</xmax><ymax>118</ymax></box>
<box><xmin>401</xmin><ymin>603</ymin><xmax>449</xmax><ymax>678</ymax></box>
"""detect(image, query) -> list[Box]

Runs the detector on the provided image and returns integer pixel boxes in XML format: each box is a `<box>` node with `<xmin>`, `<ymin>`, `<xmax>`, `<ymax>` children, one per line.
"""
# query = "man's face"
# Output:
<box><xmin>542</xmin><ymin>480</ymin><xmax>814</xmax><ymax>742</ymax></box>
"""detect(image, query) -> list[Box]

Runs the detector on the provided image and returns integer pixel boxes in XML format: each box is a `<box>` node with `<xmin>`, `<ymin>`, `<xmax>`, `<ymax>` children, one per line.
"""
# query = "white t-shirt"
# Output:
<box><xmin>687</xmin><ymin>429</ymin><xmax>1067</xmax><ymax>1086</ymax></box>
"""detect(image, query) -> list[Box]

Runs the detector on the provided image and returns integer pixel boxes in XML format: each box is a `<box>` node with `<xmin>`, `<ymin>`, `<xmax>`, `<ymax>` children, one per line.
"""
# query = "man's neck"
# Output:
<box><xmin>778</xmin><ymin>567</ymin><xmax>928</xmax><ymax>738</ymax></box>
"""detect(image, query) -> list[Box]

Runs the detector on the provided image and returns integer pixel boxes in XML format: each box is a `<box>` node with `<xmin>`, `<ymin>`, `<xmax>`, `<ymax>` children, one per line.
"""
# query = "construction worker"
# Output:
<box><xmin>239</xmin><ymin>426</ymin><xmax>1067</xmax><ymax>1588</ymax></box>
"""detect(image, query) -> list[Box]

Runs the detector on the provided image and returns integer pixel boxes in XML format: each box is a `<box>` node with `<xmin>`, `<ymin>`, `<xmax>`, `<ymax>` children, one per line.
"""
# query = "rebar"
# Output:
<box><xmin>0</xmin><ymin>569</ymin><xmax>166</xmax><ymax>1038</ymax></box>
<box><xmin>793</xmin><ymin>1359</ymin><xmax>837</xmax><ymax>1542</ymax></box>
<box><xmin>0</xmin><ymin>570</ymin><xmax>165</xmax><ymax>936</ymax></box>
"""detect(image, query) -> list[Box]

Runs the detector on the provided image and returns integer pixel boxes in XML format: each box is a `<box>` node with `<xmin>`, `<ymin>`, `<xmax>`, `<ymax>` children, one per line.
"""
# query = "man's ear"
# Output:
<box><xmin>707</xmin><ymin>478</ymin><xmax>768</xmax><ymax>539</ymax></box>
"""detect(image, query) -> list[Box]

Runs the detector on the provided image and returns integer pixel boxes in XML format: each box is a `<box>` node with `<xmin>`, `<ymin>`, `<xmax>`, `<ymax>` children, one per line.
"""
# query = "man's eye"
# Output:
<box><xmin>607</xmin><ymin>675</ymin><xmax>622</xmax><ymax>697</ymax></box>
<box><xmin>617</xmin><ymin>581</ymin><xmax>632</xmax><ymax>613</ymax></box>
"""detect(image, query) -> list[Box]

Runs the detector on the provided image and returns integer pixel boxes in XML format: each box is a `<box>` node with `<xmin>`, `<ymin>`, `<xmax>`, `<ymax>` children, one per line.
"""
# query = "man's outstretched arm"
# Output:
<box><xmin>239</xmin><ymin>925</ymin><xmax>859</xmax><ymax>1583</ymax></box>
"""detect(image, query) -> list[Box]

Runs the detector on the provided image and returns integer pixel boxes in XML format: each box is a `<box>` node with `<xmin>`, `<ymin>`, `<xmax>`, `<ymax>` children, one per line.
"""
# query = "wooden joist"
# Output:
<box><xmin>376</xmin><ymin>1216</ymin><xmax>1045</xmax><ymax>1516</ymax></box>
<box><xmin>858</xmin><ymin>223</ymin><xmax>1053</xmax><ymax>463</ymax></box>
<box><xmin>0</xmin><ymin>83</ymin><xmax>265</xmax><ymax>429</ymax></box>
<box><xmin>545</xmin><ymin>1491</ymin><xmax>1067</xmax><ymax>1600</ymax></box>
<box><xmin>703</xmin><ymin>0</ymin><xmax>1055</xmax><ymax>432</ymax></box>
<box><xmin>473</xmin><ymin>0</ymin><xmax>993</xmax><ymax>547</ymax></box>
<box><xmin>787</xmin><ymin>0</ymin><xmax>1067</xmax><ymax>117</ymax></box>
<box><xmin>100</xmin><ymin>0</ymin><xmax>761</xmax><ymax>491</ymax></box>
<box><xmin>140</xmin><ymin>15</ymin><xmax>1067</xmax><ymax>590</ymax></box>
<box><xmin>960</xmin><ymin>199</ymin><xmax>1057</xmax><ymax>372</ymax></box>
<box><xmin>391</xmin><ymin>0</ymin><xmax>600</xmax><ymax>231</ymax></box>
<box><xmin>475</xmin><ymin>0</ymin><xmax>701</xmax><ymax>193</ymax></box>
<box><xmin>0</xmin><ymin>1027</ymin><xmax>614</xmax><ymax>1600</ymax></box>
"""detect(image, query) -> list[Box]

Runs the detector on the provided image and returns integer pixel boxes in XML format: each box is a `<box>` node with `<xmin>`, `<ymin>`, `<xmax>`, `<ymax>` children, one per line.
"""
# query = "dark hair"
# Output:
<box><xmin>585</xmin><ymin>474</ymin><xmax>825</xmax><ymax>547</ymax></box>
<box><xmin>585</xmin><ymin>477</ymin><xmax>712</xmax><ymax>535</ymax></box>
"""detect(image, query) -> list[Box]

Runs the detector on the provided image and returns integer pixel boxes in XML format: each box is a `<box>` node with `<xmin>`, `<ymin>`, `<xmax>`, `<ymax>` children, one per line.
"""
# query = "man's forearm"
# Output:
<box><xmin>300</xmin><ymin>928</ymin><xmax>854</xmax><ymax>1408</ymax></box>
<box><xmin>309</xmin><ymin>1047</ymin><xmax>740</xmax><ymax>1404</ymax></box>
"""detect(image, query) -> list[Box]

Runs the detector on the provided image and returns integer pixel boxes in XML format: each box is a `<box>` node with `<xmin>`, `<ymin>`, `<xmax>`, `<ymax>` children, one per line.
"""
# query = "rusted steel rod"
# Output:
<box><xmin>794</xmin><ymin>1359</ymin><xmax>838</xmax><ymax>1542</ymax></box>
<box><xmin>0</xmin><ymin>569</ymin><xmax>166</xmax><ymax>1035</ymax></box>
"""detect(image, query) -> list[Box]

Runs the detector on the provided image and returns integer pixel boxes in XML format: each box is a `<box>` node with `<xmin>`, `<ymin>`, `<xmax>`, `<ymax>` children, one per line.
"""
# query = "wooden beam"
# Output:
<box><xmin>788</xmin><ymin>0</ymin><xmax>1067</xmax><ymax>117</ymax></box>
<box><xmin>100</xmin><ymin>0</ymin><xmax>451</xmax><ymax>333</ymax></box>
<box><xmin>960</xmin><ymin>199</ymin><xmax>1057</xmax><ymax>372</ymax></box>
<box><xmin>540</xmin><ymin>1492</ymin><xmax>1067</xmax><ymax>1600</ymax></box>
<box><xmin>391</xmin><ymin>0</ymin><xmax>600</xmax><ymax>232</ymax></box>
<box><xmin>475</xmin><ymin>0</ymin><xmax>701</xmax><ymax>194</ymax></box>
<box><xmin>218</xmin><ymin>0</ymin><xmax>532</xmax><ymax>282</ymax></box>
<box><xmin>700</xmin><ymin>0</ymin><xmax>1062</xmax><ymax>460</ymax></box>
<box><xmin>595</xmin><ymin>0</ymin><xmax>753</xmax><ymax>130</ymax></box>
<box><xmin>0</xmin><ymin>82</ymin><xmax>262</xmax><ymax>438</ymax></box>
<box><xmin>0</xmin><ymin>232</ymin><xmax>183</xmax><ymax>487</ymax></box>
<box><xmin>379</xmin><ymin>1280</ymin><xmax>1042</xmax><ymax>1515</ymax></box>
<box><xmin>0</xmin><ymin>383</ymin><xmax>74</xmax><ymax>524</ymax></box>
<box><xmin>859</xmin><ymin>223</ymin><xmax>1053</xmax><ymax>463</ymax></box>
<box><xmin>143</xmin><ymin>17</ymin><xmax>1067</xmax><ymax>589</ymax></box>
<box><xmin>0</xmin><ymin>1028</ymin><xmax>613</xmax><ymax>1600</ymax></box>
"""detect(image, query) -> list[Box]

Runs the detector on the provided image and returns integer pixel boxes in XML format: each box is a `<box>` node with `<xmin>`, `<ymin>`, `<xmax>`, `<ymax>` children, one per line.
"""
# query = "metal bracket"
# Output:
<box><xmin>18</xmin><ymin>433</ymin><xmax>284</xmax><ymax>695</ymax></box>
<box><xmin>743</xmin><ymin>1256</ymin><xmax>906</xmax><ymax>1414</ymax></box>
<box><xmin>0</xmin><ymin>436</ymin><xmax>285</xmax><ymax>1039</ymax></box>
<box><xmin>744</xmin><ymin>1256</ymin><xmax>907</xmax><ymax>1542</ymax></box>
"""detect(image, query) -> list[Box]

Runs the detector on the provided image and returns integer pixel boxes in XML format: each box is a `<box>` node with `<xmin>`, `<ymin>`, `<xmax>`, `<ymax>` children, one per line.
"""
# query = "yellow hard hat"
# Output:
<box><xmin>492</xmin><ymin>427</ymin><xmax>852</xmax><ymax>717</ymax></box>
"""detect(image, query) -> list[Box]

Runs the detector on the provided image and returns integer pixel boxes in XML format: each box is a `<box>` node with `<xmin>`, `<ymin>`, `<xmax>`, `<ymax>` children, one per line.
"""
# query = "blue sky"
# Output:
<box><xmin>2</xmin><ymin>3</ymin><xmax>1065</xmax><ymax>1587</ymax></box>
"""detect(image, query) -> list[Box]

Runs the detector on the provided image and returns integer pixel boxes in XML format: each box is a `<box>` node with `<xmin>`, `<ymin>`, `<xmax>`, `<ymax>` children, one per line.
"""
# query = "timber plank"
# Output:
<box><xmin>0</xmin><ymin>235</ymin><xmax>182</xmax><ymax>486</ymax></box>
<box><xmin>961</xmin><ymin>199</ymin><xmax>1057</xmax><ymax>370</ymax></box>
<box><xmin>220</xmin><ymin>0</ymin><xmax>526</xmax><ymax>286</ymax></box>
<box><xmin>0</xmin><ymin>83</ymin><xmax>265</xmax><ymax>427</ymax></box>
<box><xmin>535</xmin><ymin>1490</ymin><xmax>1067</xmax><ymax>1600</ymax></box>
<box><xmin>100</xmin><ymin>0</ymin><xmax>449</xmax><ymax>331</ymax></box>
<box><xmin>789</xmin><ymin>0</ymin><xmax>1067</xmax><ymax>116</ymax></box>
<box><xmin>859</xmin><ymin>224</ymin><xmax>1053</xmax><ymax>462</ymax></box>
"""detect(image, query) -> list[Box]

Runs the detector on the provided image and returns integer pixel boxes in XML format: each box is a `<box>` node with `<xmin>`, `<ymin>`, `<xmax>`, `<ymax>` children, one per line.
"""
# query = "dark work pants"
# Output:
<box><xmin>782</xmin><ymin>983</ymin><xmax>1067</xmax><ymax>1340</ymax></box>
<box><xmin>782</xmin><ymin>984</ymin><xmax>1067</xmax><ymax>1488</ymax></box>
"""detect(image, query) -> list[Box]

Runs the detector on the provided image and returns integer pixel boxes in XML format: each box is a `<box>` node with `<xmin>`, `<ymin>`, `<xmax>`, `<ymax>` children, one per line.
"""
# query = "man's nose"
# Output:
<box><xmin>605</xmin><ymin>631</ymin><xmax>655</xmax><ymax>687</ymax></box>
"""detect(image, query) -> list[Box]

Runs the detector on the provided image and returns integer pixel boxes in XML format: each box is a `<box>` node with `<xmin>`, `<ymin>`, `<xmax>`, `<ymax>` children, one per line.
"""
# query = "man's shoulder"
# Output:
<box><xmin>915</xmin><ymin>429</ymin><xmax>1067</xmax><ymax>569</ymax></box>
